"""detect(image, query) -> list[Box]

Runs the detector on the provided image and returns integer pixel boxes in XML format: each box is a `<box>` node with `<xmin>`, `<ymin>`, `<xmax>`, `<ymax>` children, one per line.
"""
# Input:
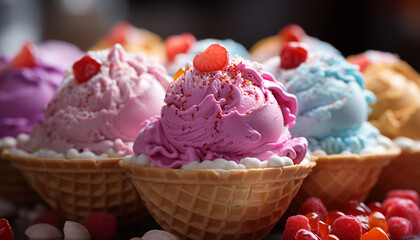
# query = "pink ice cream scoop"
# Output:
<box><xmin>133</xmin><ymin>44</ymin><xmax>307</xmax><ymax>168</ymax></box>
<box><xmin>24</xmin><ymin>44</ymin><xmax>171</xmax><ymax>155</ymax></box>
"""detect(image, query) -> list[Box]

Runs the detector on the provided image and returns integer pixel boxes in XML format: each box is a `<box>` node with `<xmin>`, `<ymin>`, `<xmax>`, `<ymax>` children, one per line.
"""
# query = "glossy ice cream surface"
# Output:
<box><xmin>24</xmin><ymin>44</ymin><xmax>171</xmax><ymax>155</ymax></box>
<box><xmin>0</xmin><ymin>41</ymin><xmax>83</xmax><ymax>138</ymax></box>
<box><xmin>133</xmin><ymin>44</ymin><xmax>308</xmax><ymax>168</ymax></box>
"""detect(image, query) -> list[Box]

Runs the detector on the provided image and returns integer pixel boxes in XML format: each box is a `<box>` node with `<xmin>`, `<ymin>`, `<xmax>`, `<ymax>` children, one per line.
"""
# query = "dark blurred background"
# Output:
<box><xmin>1</xmin><ymin>0</ymin><xmax>420</xmax><ymax>70</ymax></box>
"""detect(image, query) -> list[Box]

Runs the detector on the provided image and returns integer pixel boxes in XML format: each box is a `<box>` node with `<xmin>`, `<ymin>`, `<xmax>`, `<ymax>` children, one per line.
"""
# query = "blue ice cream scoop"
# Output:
<box><xmin>276</xmin><ymin>47</ymin><xmax>380</xmax><ymax>154</ymax></box>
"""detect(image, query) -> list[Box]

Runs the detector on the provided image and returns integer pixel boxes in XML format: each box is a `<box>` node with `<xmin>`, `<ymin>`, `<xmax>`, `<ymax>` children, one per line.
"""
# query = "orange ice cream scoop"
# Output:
<box><xmin>349</xmin><ymin>50</ymin><xmax>420</xmax><ymax>139</ymax></box>
<box><xmin>90</xmin><ymin>21</ymin><xmax>166</xmax><ymax>63</ymax></box>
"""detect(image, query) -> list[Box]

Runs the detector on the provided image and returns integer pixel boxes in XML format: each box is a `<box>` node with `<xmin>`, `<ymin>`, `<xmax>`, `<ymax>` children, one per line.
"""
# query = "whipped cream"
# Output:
<box><xmin>123</xmin><ymin>153</ymin><xmax>312</xmax><ymax>170</ymax></box>
<box><xmin>393</xmin><ymin>137</ymin><xmax>420</xmax><ymax>151</ymax></box>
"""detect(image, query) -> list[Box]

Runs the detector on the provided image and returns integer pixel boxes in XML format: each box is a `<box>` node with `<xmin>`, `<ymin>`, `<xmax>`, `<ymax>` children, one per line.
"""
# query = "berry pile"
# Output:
<box><xmin>284</xmin><ymin>189</ymin><xmax>420</xmax><ymax>240</ymax></box>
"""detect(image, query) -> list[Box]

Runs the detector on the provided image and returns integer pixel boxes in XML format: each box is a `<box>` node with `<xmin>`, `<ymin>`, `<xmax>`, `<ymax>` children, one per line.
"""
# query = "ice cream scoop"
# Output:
<box><xmin>23</xmin><ymin>44</ymin><xmax>171</xmax><ymax>155</ymax></box>
<box><xmin>250</xmin><ymin>24</ymin><xmax>340</xmax><ymax>64</ymax></box>
<box><xmin>0</xmin><ymin>41</ymin><xmax>83</xmax><ymax>138</ymax></box>
<box><xmin>133</xmin><ymin>43</ymin><xmax>307</xmax><ymax>168</ymax></box>
<box><xmin>348</xmin><ymin>50</ymin><xmax>420</xmax><ymax>139</ymax></box>
<box><xmin>273</xmin><ymin>43</ymin><xmax>380</xmax><ymax>154</ymax></box>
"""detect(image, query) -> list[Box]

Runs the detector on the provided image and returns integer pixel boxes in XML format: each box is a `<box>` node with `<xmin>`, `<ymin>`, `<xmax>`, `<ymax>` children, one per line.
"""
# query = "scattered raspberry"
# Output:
<box><xmin>343</xmin><ymin>200</ymin><xmax>371</xmax><ymax>216</ymax></box>
<box><xmin>165</xmin><ymin>33</ymin><xmax>197</xmax><ymax>62</ymax></box>
<box><xmin>32</xmin><ymin>212</ymin><xmax>64</xmax><ymax>229</ymax></box>
<box><xmin>381</xmin><ymin>197</ymin><xmax>418</xmax><ymax>216</ymax></box>
<box><xmin>283</xmin><ymin>215</ymin><xmax>311</xmax><ymax>240</ymax></box>
<box><xmin>298</xmin><ymin>197</ymin><xmax>328</xmax><ymax>220</ymax></box>
<box><xmin>0</xmin><ymin>218</ymin><xmax>13</xmax><ymax>240</ymax></box>
<box><xmin>193</xmin><ymin>44</ymin><xmax>229</xmax><ymax>72</ymax></box>
<box><xmin>331</xmin><ymin>215</ymin><xmax>362</xmax><ymax>240</ymax></box>
<box><xmin>388</xmin><ymin>216</ymin><xmax>413</xmax><ymax>239</ymax></box>
<box><xmin>325</xmin><ymin>210</ymin><xmax>345</xmax><ymax>225</ymax></box>
<box><xmin>347</xmin><ymin>54</ymin><xmax>369</xmax><ymax>72</ymax></box>
<box><xmin>83</xmin><ymin>212</ymin><xmax>117</xmax><ymax>240</ymax></box>
<box><xmin>386</xmin><ymin>189</ymin><xmax>419</xmax><ymax>206</ymax></box>
<box><xmin>107</xmin><ymin>21</ymin><xmax>131</xmax><ymax>44</ymax></box>
<box><xmin>385</xmin><ymin>198</ymin><xmax>420</xmax><ymax>234</ymax></box>
<box><xmin>294</xmin><ymin>229</ymin><xmax>318</xmax><ymax>240</ymax></box>
<box><xmin>278</xmin><ymin>24</ymin><xmax>306</xmax><ymax>42</ymax></box>
<box><xmin>280</xmin><ymin>42</ymin><xmax>308</xmax><ymax>70</ymax></box>
<box><xmin>73</xmin><ymin>55</ymin><xmax>101</xmax><ymax>84</ymax></box>
<box><xmin>360</xmin><ymin>227</ymin><xmax>389</xmax><ymax>240</ymax></box>
<box><xmin>11</xmin><ymin>42</ymin><xmax>36</xmax><ymax>68</ymax></box>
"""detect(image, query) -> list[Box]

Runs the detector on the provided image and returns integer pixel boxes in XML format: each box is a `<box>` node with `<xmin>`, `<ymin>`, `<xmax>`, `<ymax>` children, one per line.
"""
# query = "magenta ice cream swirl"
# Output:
<box><xmin>0</xmin><ymin>41</ymin><xmax>83</xmax><ymax>138</ymax></box>
<box><xmin>23</xmin><ymin>44</ymin><xmax>171</xmax><ymax>156</ymax></box>
<box><xmin>133</xmin><ymin>44</ymin><xmax>308</xmax><ymax>168</ymax></box>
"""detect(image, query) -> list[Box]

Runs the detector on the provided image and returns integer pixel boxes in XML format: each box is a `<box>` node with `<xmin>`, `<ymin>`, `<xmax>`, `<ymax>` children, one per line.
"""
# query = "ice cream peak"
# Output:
<box><xmin>0</xmin><ymin>41</ymin><xmax>83</xmax><ymax>138</ymax></box>
<box><xmin>349</xmin><ymin>51</ymin><xmax>420</xmax><ymax>140</ymax></box>
<box><xmin>23</xmin><ymin>44</ymin><xmax>171</xmax><ymax>155</ymax></box>
<box><xmin>133</xmin><ymin>44</ymin><xmax>308</xmax><ymax>168</ymax></box>
<box><xmin>276</xmin><ymin>49</ymin><xmax>380</xmax><ymax>154</ymax></box>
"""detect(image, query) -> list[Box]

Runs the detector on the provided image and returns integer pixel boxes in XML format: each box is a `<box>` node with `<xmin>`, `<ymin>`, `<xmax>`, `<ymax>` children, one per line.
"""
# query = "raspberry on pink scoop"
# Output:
<box><xmin>73</xmin><ymin>55</ymin><xmax>101</xmax><ymax>84</ymax></box>
<box><xmin>193</xmin><ymin>43</ymin><xmax>229</xmax><ymax>72</ymax></box>
<box><xmin>11</xmin><ymin>42</ymin><xmax>36</xmax><ymax>68</ymax></box>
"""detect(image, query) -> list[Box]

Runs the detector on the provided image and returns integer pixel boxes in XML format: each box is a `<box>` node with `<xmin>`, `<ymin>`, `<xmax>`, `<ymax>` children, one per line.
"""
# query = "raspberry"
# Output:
<box><xmin>331</xmin><ymin>215</ymin><xmax>362</xmax><ymax>240</ymax></box>
<box><xmin>343</xmin><ymin>200</ymin><xmax>371</xmax><ymax>216</ymax></box>
<box><xmin>388</xmin><ymin>217</ymin><xmax>413</xmax><ymax>239</ymax></box>
<box><xmin>382</xmin><ymin>197</ymin><xmax>418</xmax><ymax>216</ymax></box>
<box><xmin>73</xmin><ymin>55</ymin><xmax>101</xmax><ymax>84</ymax></box>
<box><xmin>278</xmin><ymin>24</ymin><xmax>306</xmax><ymax>42</ymax></box>
<box><xmin>83</xmin><ymin>212</ymin><xmax>117</xmax><ymax>240</ymax></box>
<box><xmin>193</xmin><ymin>44</ymin><xmax>229</xmax><ymax>72</ymax></box>
<box><xmin>298</xmin><ymin>197</ymin><xmax>328</xmax><ymax>220</ymax></box>
<box><xmin>385</xmin><ymin>198</ymin><xmax>420</xmax><ymax>234</ymax></box>
<box><xmin>0</xmin><ymin>218</ymin><xmax>13</xmax><ymax>240</ymax></box>
<box><xmin>165</xmin><ymin>33</ymin><xmax>197</xmax><ymax>62</ymax></box>
<box><xmin>386</xmin><ymin>189</ymin><xmax>419</xmax><ymax>205</ymax></box>
<box><xmin>360</xmin><ymin>227</ymin><xmax>389</xmax><ymax>240</ymax></box>
<box><xmin>283</xmin><ymin>215</ymin><xmax>311</xmax><ymax>240</ymax></box>
<box><xmin>32</xmin><ymin>212</ymin><xmax>64</xmax><ymax>229</ymax></box>
<box><xmin>11</xmin><ymin>42</ymin><xmax>36</xmax><ymax>68</ymax></box>
<box><xmin>294</xmin><ymin>229</ymin><xmax>318</xmax><ymax>240</ymax></box>
<box><xmin>280</xmin><ymin>42</ymin><xmax>309</xmax><ymax>70</ymax></box>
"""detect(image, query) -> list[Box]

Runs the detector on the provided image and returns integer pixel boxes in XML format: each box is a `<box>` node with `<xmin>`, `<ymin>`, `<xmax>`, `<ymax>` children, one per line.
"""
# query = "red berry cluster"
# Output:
<box><xmin>284</xmin><ymin>189</ymin><xmax>420</xmax><ymax>240</ymax></box>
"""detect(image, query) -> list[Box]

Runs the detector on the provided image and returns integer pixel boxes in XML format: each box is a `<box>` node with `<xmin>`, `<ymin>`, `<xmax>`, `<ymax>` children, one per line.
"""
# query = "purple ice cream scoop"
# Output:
<box><xmin>0</xmin><ymin>41</ymin><xmax>84</xmax><ymax>138</ymax></box>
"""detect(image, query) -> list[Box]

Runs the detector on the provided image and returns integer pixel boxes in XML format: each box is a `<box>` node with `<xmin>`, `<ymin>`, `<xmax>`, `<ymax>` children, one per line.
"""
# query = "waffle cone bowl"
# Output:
<box><xmin>288</xmin><ymin>146</ymin><xmax>401</xmax><ymax>212</ymax></box>
<box><xmin>3</xmin><ymin>150</ymin><xmax>149</xmax><ymax>225</ymax></box>
<box><xmin>0</xmin><ymin>148</ymin><xmax>41</xmax><ymax>204</ymax></box>
<box><xmin>368</xmin><ymin>148</ymin><xmax>420</xmax><ymax>201</ymax></box>
<box><xmin>120</xmin><ymin>160</ymin><xmax>315</xmax><ymax>240</ymax></box>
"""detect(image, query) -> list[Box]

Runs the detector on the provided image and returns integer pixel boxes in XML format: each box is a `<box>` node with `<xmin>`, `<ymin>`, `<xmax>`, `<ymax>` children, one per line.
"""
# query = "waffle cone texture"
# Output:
<box><xmin>0</xmin><ymin>148</ymin><xmax>41</xmax><ymax>204</ymax></box>
<box><xmin>4</xmin><ymin>150</ymin><xmax>149</xmax><ymax>224</ymax></box>
<box><xmin>290</xmin><ymin>146</ymin><xmax>401</xmax><ymax>211</ymax></box>
<box><xmin>369</xmin><ymin>148</ymin><xmax>420</xmax><ymax>201</ymax></box>
<box><xmin>120</xmin><ymin>160</ymin><xmax>315</xmax><ymax>240</ymax></box>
